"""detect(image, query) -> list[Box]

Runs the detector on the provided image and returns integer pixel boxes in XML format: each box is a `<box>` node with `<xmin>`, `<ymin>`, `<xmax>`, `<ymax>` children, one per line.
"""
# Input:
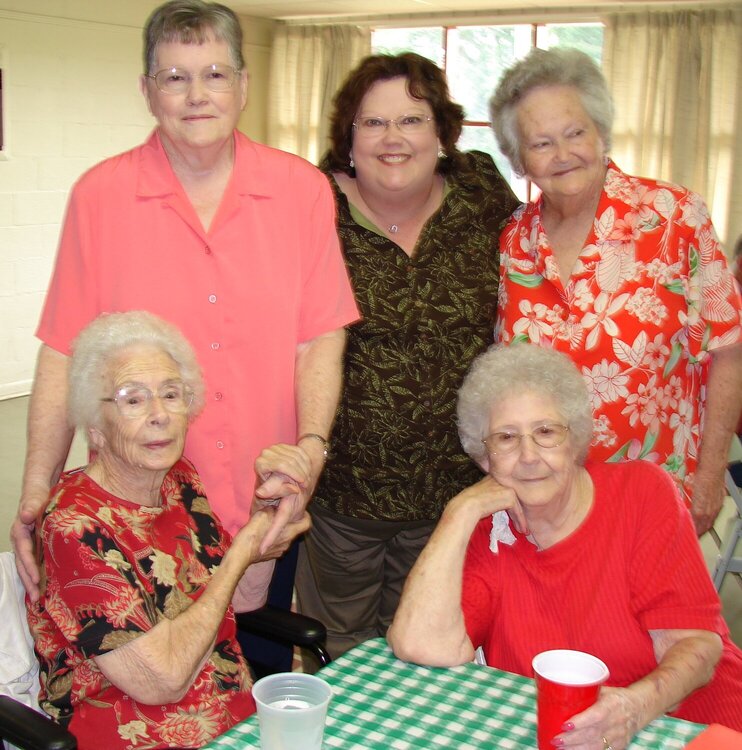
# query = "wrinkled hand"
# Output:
<box><xmin>253</xmin><ymin>443</ymin><xmax>319</xmax><ymax>554</ymax></box>
<box><xmin>554</xmin><ymin>687</ymin><xmax>642</xmax><ymax>750</ymax></box>
<box><xmin>233</xmin><ymin>506</ymin><xmax>312</xmax><ymax>564</ymax></box>
<box><xmin>449</xmin><ymin>475</ymin><xmax>529</xmax><ymax>535</ymax></box>
<box><xmin>10</xmin><ymin>487</ymin><xmax>50</xmax><ymax>601</ymax></box>
<box><xmin>691</xmin><ymin>468</ymin><xmax>725</xmax><ymax>536</ymax></box>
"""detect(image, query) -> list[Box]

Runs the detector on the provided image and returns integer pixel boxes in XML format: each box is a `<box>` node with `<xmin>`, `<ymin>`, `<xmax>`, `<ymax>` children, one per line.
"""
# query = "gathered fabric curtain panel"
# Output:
<box><xmin>267</xmin><ymin>24</ymin><xmax>371</xmax><ymax>164</ymax></box>
<box><xmin>602</xmin><ymin>8</ymin><xmax>742</xmax><ymax>249</ymax></box>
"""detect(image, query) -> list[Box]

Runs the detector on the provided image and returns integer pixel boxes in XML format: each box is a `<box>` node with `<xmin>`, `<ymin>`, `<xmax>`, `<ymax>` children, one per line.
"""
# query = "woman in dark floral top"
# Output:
<box><xmin>295</xmin><ymin>53</ymin><xmax>519</xmax><ymax>658</ymax></box>
<box><xmin>27</xmin><ymin>311</ymin><xmax>310</xmax><ymax>750</ymax></box>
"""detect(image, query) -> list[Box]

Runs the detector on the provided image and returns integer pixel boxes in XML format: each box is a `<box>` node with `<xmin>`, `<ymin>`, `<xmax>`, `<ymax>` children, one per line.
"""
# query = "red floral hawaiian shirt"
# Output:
<box><xmin>495</xmin><ymin>161</ymin><xmax>742</xmax><ymax>504</ymax></box>
<box><xmin>27</xmin><ymin>458</ymin><xmax>254</xmax><ymax>750</ymax></box>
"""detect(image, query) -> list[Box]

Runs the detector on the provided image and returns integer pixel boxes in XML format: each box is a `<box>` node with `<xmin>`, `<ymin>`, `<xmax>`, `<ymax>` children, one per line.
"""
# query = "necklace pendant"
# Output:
<box><xmin>388</xmin><ymin>224</ymin><xmax>399</xmax><ymax>233</ymax></box>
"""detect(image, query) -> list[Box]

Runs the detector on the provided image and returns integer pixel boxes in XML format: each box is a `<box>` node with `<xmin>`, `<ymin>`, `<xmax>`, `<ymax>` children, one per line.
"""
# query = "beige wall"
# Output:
<box><xmin>0</xmin><ymin>2</ymin><xmax>274</xmax><ymax>398</ymax></box>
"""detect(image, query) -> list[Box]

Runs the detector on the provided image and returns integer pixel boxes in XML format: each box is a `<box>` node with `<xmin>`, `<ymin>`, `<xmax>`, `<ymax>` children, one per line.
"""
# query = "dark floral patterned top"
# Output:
<box><xmin>27</xmin><ymin>458</ymin><xmax>254</xmax><ymax>750</ymax></box>
<box><xmin>315</xmin><ymin>150</ymin><xmax>519</xmax><ymax>521</ymax></box>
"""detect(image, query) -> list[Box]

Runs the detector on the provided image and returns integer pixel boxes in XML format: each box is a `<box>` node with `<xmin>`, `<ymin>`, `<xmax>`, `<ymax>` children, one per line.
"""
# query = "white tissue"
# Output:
<box><xmin>488</xmin><ymin>510</ymin><xmax>516</xmax><ymax>553</ymax></box>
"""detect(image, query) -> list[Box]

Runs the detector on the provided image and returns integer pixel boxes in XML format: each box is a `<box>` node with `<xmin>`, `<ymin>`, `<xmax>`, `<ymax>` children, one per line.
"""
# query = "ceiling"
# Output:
<box><xmin>227</xmin><ymin>0</ymin><xmax>725</xmax><ymax>21</ymax></box>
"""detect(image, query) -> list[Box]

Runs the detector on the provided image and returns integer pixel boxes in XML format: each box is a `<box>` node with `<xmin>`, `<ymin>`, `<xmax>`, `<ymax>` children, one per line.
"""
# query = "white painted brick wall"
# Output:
<box><xmin>0</xmin><ymin>10</ymin><xmax>151</xmax><ymax>398</ymax></box>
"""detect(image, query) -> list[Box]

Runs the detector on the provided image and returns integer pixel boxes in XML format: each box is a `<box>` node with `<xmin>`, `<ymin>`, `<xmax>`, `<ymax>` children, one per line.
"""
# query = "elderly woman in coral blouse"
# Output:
<box><xmin>489</xmin><ymin>47</ymin><xmax>742</xmax><ymax>536</ymax></box>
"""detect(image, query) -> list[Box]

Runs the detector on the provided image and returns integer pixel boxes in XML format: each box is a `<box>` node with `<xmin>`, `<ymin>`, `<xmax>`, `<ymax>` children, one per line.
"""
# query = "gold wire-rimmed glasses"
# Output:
<box><xmin>146</xmin><ymin>63</ymin><xmax>241</xmax><ymax>94</ymax></box>
<box><xmin>352</xmin><ymin>114</ymin><xmax>434</xmax><ymax>137</ymax></box>
<box><xmin>482</xmin><ymin>424</ymin><xmax>570</xmax><ymax>456</ymax></box>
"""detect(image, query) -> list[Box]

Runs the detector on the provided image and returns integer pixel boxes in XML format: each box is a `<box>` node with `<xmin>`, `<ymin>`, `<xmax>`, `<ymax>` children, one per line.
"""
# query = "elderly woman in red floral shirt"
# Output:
<box><xmin>490</xmin><ymin>47</ymin><xmax>742</xmax><ymax>535</ymax></box>
<box><xmin>27</xmin><ymin>311</ymin><xmax>310</xmax><ymax>750</ymax></box>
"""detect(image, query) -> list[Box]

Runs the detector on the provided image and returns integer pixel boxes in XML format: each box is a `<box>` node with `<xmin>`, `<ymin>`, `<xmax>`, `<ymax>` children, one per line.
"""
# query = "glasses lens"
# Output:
<box><xmin>158</xmin><ymin>383</ymin><xmax>193</xmax><ymax>413</ymax></box>
<box><xmin>485</xmin><ymin>432</ymin><xmax>520</xmax><ymax>455</ymax></box>
<box><xmin>531</xmin><ymin>424</ymin><xmax>568</xmax><ymax>448</ymax></box>
<box><xmin>154</xmin><ymin>67</ymin><xmax>190</xmax><ymax>94</ymax></box>
<box><xmin>396</xmin><ymin>115</ymin><xmax>430</xmax><ymax>133</ymax></box>
<box><xmin>115</xmin><ymin>386</ymin><xmax>150</xmax><ymax>418</ymax></box>
<box><xmin>201</xmin><ymin>64</ymin><xmax>236</xmax><ymax>91</ymax></box>
<box><xmin>355</xmin><ymin>117</ymin><xmax>387</xmax><ymax>137</ymax></box>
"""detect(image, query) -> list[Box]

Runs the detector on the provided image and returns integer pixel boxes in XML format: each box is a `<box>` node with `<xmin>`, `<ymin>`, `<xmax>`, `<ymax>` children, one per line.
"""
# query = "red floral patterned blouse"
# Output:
<box><xmin>495</xmin><ymin>161</ymin><xmax>742</xmax><ymax>504</ymax></box>
<box><xmin>27</xmin><ymin>458</ymin><xmax>255</xmax><ymax>750</ymax></box>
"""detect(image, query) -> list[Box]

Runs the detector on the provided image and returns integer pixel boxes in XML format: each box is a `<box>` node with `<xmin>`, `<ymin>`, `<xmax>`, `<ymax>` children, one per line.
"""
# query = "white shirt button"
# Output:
<box><xmin>211</xmin><ymin>342</ymin><xmax>220</xmax><ymax>350</ymax></box>
<box><xmin>208</xmin><ymin>294</ymin><xmax>217</xmax><ymax>303</ymax></box>
<box><xmin>216</xmin><ymin>441</ymin><xmax>224</xmax><ymax>449</ymax></box>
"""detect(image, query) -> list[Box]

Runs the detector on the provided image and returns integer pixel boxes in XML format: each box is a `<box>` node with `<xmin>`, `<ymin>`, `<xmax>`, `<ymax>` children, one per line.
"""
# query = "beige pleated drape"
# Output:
<box><xmin>602</xmin><ymin>8</ymin><xmax>742</xmax><ymax>249</ymax></box>
<box><xmin>267</xmin><ymin>24</ymin><xmax>371</xmax><ymax>164</ymax></box>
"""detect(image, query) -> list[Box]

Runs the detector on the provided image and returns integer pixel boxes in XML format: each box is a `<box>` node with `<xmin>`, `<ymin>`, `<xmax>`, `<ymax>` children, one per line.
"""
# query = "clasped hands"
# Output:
<box><xmin>251</xmin><ymin>441</ymin><xmax>321</xmax><ymax>556</ymax></box>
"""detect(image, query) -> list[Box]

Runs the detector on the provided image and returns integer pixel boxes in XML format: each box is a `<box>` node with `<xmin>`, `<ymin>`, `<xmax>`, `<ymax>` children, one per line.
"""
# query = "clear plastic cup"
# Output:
<box><xmin>252</xmin><ymin>672</ymin><xmax>333</xmax><ymax>750</ymax></box>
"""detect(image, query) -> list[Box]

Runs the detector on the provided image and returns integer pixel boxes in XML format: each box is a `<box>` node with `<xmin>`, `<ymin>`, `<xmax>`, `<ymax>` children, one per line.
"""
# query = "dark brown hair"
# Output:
<box><xmin>326</xmin><ymin>52</ymin><xmax>465</xmax><ymax>177</ymax></box>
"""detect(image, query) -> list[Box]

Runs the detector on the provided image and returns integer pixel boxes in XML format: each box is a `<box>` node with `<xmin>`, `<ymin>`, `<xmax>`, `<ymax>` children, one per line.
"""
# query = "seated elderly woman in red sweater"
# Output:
<box><xmin>388</xmin><ymin>344</ymin><xmax>742</xmax><ymax>749</ymax></box>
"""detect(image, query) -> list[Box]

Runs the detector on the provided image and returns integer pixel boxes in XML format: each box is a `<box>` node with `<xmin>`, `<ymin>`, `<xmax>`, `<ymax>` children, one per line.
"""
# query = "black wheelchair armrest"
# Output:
<box><xmin>0</xmin><ymin>695</ymin><xmax>76</xmax><ymax>750</ymax></box>
<box><xmin>235</xmin><ymin>605</ymin><xmax>332</xmax><ymax>667</ymax></box>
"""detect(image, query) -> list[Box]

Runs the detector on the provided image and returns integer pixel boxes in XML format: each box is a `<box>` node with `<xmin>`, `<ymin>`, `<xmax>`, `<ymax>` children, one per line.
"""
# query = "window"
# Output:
<box><xmin>372</xmin><ymin>23</ymin><xmax>603</xmax><ymax>199</ymax></box>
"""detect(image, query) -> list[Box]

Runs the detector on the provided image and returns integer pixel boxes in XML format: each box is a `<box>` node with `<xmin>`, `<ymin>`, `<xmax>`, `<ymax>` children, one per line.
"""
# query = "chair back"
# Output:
<box><xmin>0</xmin><ymin>553</ymin><xmax>39</xmax><ymax>712</ymax></box>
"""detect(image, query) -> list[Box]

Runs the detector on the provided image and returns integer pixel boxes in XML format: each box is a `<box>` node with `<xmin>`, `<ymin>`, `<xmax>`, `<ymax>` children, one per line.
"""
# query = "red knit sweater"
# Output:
<box><xmin>462</xmin><ymin>460</ymin><xmax>742</xmax><ymax>729</ymax></box>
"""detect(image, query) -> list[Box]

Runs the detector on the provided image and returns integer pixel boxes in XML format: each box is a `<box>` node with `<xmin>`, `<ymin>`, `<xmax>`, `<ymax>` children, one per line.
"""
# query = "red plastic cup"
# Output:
<box><xmin>532</xmin><ymin>649</ymin><xmax>609</xmax><ymax>750</ymax></box>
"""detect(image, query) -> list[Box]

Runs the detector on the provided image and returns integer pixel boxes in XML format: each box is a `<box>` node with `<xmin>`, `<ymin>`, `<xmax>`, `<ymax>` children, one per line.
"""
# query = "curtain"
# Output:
<box><xmin>268</xmin><ymin>24</ymin><xmax>371</xmax><ymax>164</ymax></box>
<box><xmin>602</xmin><ymin>8</ymin><xmax>742</xmax><ymax>249</ymax></box>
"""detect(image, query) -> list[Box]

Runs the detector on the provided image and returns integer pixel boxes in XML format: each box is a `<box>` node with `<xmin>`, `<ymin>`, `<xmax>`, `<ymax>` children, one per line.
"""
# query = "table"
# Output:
<box><xmin>204</xmin><ymin>638</ymin><xmax>705</xmax><ymax>749</ymax></box>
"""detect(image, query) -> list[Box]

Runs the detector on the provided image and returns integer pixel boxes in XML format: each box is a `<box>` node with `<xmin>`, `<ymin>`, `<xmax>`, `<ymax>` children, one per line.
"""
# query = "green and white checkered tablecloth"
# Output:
<box><xmin>204</xmin><ymin>638</ymin><xmax>705</xmax><ymax>749</ymax></box>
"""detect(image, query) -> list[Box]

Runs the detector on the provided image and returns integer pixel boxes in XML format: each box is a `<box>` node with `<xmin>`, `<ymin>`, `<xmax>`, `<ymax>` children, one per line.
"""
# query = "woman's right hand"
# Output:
<box><xmin>447</xmin><ymin>476</ymin><xmax>528</xmax><ymax>535</ymax></box>
<box><xmin>231</xmin><ymin>507</ymin><xmax>311</xmax><ymax>566</ymax></box>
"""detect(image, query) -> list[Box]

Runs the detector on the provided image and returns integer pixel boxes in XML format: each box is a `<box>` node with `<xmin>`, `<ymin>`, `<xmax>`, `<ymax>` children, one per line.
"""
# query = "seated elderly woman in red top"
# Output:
<box><xmin>388</xmin><ymin>344</ymin><xmax>742</xmax><ymax>749</ymax></box>
<box><xmin>26</xmin><ymin>312</ymin><xmax>310</xmax><ymax>750</ymax></box>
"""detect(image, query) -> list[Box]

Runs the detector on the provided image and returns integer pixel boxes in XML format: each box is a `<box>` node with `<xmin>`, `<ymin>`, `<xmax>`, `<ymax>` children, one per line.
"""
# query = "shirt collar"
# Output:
<box><xmin>136</xmin><ymin>128</ymin><xmax>276</xmax><ymax>199</ymax></box>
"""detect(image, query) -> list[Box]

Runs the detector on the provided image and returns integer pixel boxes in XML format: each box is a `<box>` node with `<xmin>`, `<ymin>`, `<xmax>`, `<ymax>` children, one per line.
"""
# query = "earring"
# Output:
<box><xmin>437</xmin><ymin>146</ymin><xmax>446</xmax><ymax>159</ymax></box>
<box><xmin>349</xmin><ymin>155</ymin><xmax>355</xmax><ymax>168</ymax></box>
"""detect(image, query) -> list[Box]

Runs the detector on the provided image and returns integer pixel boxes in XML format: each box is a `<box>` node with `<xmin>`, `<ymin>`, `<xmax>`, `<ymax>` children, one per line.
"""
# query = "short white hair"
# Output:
<box><xmin>457</xmin><ymin>344</ymin><xmax>593</xmax><ymax>464</ymax></box>
<box><xmin>490</xmin><ymin>47</ymin><xmax>614</xmax><ymax>176</ymax></box>
<box><xmin>68</xmin><ymin>311</ymin><xmax>205</xmax><ymax>430</ymax></box>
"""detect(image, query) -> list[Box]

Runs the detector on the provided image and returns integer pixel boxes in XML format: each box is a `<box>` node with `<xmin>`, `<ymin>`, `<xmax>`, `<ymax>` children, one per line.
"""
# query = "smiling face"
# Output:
<box><xmin>516</xmin><ymin>84</ymin><xmax>606</xmax><ymax>202</ymax></box>
<box><xmin>351</xmin><ymin>76</ymin><xmax>439</xmax><ymax>196</ymax></box>
<box><xmin>485</xmin><ymin>390</ymin><xmax>579</xmax><ymax>510</ymax></box>
<box><xmin>140</xmin><ymin>35</ymin><xmax>247</xmax><ymax>156</ymax></box>
<box><xmin>90</xmin><ymin>345</ymin><xmax>188</xmax><ymax>495</ymax></box>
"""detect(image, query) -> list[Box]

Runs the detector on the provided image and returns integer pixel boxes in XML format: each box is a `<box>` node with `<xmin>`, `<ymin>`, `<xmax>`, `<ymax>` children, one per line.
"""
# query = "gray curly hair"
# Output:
<box><xmin>68</xmin><ymin>311</ymin><xmax>205</xmax><ymax>431</ymax></box>
<box><xmin>457</xmin><ymin>344</ymin><xmax>593</xmax><ymax>464</ymax></box>
<box><xmin>489</xmin><ymin>47</ymin><xmax>614</xmax><ymax>176</ymax></box>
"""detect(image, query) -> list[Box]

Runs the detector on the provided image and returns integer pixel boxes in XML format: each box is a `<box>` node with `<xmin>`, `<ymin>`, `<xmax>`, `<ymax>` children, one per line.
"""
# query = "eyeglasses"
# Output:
<box><xmin>101</xmin><ymin>382</ymin><xmax>194</xmax><ymax>419</ymax></box>
<box><xmin>352</xmin><ymin>115</ymin><xmax>434</xmax><ymax>137</ymax></box>
<box><xmin>482</xmin><ymin>424</ymin><xmax>570</xmax><ymax>456</ymax></box>
<box><xmin>146</xmin><ymin>63</ymin><xmax>241</xmax><ymax>95</ymax></box>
